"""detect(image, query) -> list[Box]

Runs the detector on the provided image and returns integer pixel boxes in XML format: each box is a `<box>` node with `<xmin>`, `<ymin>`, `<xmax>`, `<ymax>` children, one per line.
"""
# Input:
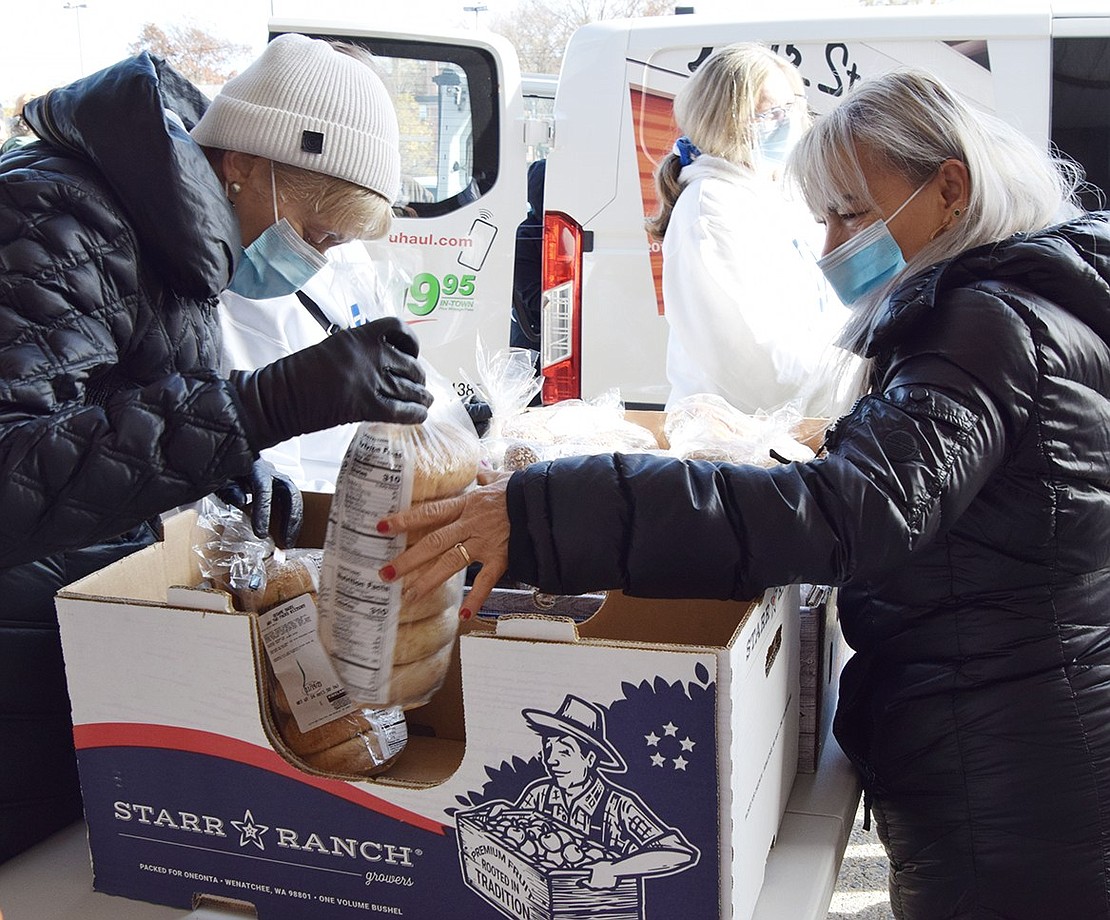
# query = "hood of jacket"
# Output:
<box><xmin>19</xmin><ymin>53</ymin><xmax>239</xmax><ymax>299</ymax></box>
<box><xmin>867</xmin><ymin>211</ymin><xmax>1110</xmax><ymax>359</ymax></box>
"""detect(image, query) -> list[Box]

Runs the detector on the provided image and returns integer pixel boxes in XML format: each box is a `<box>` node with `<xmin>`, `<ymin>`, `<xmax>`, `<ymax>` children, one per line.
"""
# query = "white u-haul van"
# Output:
<box><xmin>276</xmin><ymin>3</ymin><xmax>1110</xmax><ymax>409</ymax></box>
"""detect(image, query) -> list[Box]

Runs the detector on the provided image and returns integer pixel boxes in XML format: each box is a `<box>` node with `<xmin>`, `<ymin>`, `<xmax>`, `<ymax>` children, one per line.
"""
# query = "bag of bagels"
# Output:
<box><xmin>316</xmin><ymin>370</ymin><xmax>481</xmax><ymax>710</ymax></box>
<box><xmin>193</xmin><ymin>497</ymin><xmax>408</xmax><ymax>778</ymax></box>
<box><xmin>664</xmin><ymin>393</ymin><xmax>815</xmax><ymax>466</ymax></box>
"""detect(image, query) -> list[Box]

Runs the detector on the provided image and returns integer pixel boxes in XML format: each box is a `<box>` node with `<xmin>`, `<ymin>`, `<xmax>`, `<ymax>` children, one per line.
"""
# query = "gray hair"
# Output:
<box><xmin>647</xmin><ymin>43</ymin><xmax>806</xmax><ymax>240</ymax></box>
<box><xmin>787</xmin><ymin>67</ymin><xmax>1084</xmax><ymax>374</ymax></box>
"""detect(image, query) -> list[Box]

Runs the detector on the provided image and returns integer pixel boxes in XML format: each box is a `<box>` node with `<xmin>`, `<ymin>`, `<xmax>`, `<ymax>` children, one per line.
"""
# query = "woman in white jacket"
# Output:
<box><xmin>648</xmin><ymin>43</ymin><xmax>853</xmax><ymax>416</ymax></box>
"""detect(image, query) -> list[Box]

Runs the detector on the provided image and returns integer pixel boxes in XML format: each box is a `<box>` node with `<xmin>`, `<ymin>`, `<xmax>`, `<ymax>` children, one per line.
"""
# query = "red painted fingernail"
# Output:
<box><xmin>376</xmin><ymin>520</ymin><xmax>390</xmax><ymax>534</ymax></box>
<box><xmin>380</xmin><ymin>565</ymin><xmax>397</xmax><ymax>582</ymax></box>
<box><xmin>459</xmin><ymin>607</ymin><xmax>472</xmax><ymax>621</ymax></box>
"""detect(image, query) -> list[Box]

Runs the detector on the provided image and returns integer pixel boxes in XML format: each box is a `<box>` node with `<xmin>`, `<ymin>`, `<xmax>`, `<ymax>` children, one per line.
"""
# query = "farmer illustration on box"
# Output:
<box><xmin>510</xmin><ymin>694</ymin><xmax>698</xmax><ymax>888</ymax></box>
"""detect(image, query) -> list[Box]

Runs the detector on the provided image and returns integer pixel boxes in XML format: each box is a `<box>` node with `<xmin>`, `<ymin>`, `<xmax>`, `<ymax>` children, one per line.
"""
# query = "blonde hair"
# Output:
<box><xmin>788</xmin><ymin>67</ymin><xmax>1083</xmax><ymax>386</ymax></box>
<box><xmin>272</xmin><ymin>160</ymin><xmax>393</xmax><ymax>241</ymax></box>
<box><xmin>646</xmin><ymin>43</ymin><xmax>806</xmax><ymax>240</ymax></box>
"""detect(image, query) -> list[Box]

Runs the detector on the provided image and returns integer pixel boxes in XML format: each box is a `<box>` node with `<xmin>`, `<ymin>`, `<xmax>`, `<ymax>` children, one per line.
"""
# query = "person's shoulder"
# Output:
<box><xmin>219</xmin><ymin>289</ymin><xmax>309</xmax><ymax>337</ymax></box>
<box><xmin>0</xmin><ymin>146</ymin><xmax>130</xmax><ymax>262</ymax></box>
<box><xmin>683</xmin><ymin>160</ymin><xmax>766</xmax><ymax>208</ymax></box>
<box><xmin>327</xmin><ymin>240</ymin><xmax>375</xmax><ymax>265</ymax></box>
<box><xmin>670</xmin><ymin>168</ymin><xmax>779</xmax><ymax>247</ymax></box>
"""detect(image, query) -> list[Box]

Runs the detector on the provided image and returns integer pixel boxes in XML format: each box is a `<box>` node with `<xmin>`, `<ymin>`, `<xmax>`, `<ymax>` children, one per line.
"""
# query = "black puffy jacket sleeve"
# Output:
<box><xmin>0</xmin><ymin>57</ymin><xmax>258</xmax><ymax>568</ymax></box>
<box><xmin>505</xmin><ymin>284</ymin><xmax>1039</xmax><ymax>599</ymax></box>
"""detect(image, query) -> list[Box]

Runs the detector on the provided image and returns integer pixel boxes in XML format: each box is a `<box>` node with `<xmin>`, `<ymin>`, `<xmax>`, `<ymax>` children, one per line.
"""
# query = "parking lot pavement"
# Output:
<box><xmin>827</xmin><ymin>801</ymin><xmax>895</xmax><ymax>920</ymax></box>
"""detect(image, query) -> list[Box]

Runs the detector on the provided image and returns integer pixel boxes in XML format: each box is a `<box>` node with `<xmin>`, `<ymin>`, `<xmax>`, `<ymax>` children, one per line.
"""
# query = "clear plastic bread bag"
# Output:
<box><xmin>316</xmin><ymin>364</ymin><xmax>481</xmax><ymax>710</ymax></box>
<box><xmin>496</xmin><ymin>388</ymin><xmax>659</xmax><ymax>465</ymax></box>
<box><xmin>664</xmin><ymin>393</ymin><xmax>815</xmax><ymax>466</ymax></box>
<box><xmin>464</xmin><ymin>335</ymin><xmax>543</xmax><ymax>470</ymax></box>
<box><xmin>192</xmin><ymin>496</ymin><xmax>408</xmax><ymax>777</ymax></box>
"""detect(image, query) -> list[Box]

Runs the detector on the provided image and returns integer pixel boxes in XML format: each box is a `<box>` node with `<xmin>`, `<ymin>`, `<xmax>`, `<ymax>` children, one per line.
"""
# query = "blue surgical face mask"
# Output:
<box><xmin>754</xmin><ymin>114</ymin><xmax>804</xmax><ymax>168</ymax></box>
<box><xmin>227</xmin><ymin>162</ymin><xmax>327</xmax><ymax>299</ymax></box>
<box><xmin>816</xmin><ymin>180</ymin><xmax>930</xmax><ymax>307</ymax></box>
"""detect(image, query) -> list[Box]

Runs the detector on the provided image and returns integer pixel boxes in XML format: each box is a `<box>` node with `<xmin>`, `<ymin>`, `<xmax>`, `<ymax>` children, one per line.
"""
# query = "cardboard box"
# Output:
<box><xmin>622</xmin><ymin>410</ymin><xmax>842</xmax><ymax>776</ymax></box>
<box><xmin>797</xmin><ymin>591</ymin><xmax>846</xmax><ymax>774</ymax></box>
<box><xmin>55</xmin><ymin>499</ymin><xmax>799</xmax><ymax>920</ymax></box>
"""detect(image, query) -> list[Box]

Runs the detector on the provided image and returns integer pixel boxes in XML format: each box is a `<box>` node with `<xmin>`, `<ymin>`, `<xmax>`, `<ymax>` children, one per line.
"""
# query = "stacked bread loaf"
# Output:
<box><xmin>493</xmin><ymin>399</ymin><xmax>659</xmax><ymax>470</ymax></box>
<box><xmin>664</xmin><ymin>393</ymin><xmax>816</xmax><ymax>465</ymax></box>
<box><xmin>318</xmin><ymin>405</ymin><xmax>481</xmax><ymax>711</ymax></box>
<box><xmin>240</xmin><ymin>549</ymin><xmax>409</xmax><ymax>778</ymax></box>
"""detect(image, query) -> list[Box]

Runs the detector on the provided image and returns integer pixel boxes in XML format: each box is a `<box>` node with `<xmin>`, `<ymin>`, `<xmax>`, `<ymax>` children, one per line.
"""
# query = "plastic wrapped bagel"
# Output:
<box><xmin>317</xmin><ymin>377</ymin><xmax>481</xmax><ymax>711</ymax></box>
<box><xmin>498</xmin><ymin>396</ymin><xmax>658</xmax><ymax>463</ymax></box>
<box><xmin>193</xmin><ymin>501</ymin><xmax>408</xmax><ymax>779</ymax></box>
<box><xmin>664</xmin><ymin>393</ymin><xmax>816</xmax><ymax>466</ymax></box>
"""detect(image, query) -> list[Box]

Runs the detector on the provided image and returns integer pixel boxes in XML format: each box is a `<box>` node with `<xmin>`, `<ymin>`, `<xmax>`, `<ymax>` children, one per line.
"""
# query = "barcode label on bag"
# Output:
<box><xmin>259</xmin><ymin>592</ymin><xmax>357</xmax><ymax>733</ymax></box>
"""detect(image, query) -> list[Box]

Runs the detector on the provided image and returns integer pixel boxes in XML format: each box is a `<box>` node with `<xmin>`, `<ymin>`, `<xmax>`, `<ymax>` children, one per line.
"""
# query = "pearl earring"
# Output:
<box><xmin>230</xmin><ymin>181</ymin><xmax>242</xmax><ymax>194</ymax></box>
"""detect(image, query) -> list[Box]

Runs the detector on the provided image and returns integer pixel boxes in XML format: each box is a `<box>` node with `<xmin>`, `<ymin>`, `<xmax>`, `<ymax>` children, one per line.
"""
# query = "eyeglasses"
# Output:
<box><xmin>752</xmin><ymin>97</ymin><xmax>805</xmax><ymax>125</ymax></box>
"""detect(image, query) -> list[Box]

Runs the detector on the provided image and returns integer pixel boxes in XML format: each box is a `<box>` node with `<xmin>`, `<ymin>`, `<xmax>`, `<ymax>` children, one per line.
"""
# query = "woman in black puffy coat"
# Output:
<box><xmin>0</xmin><ymin>34</ymin><xmax>433</xmax><ymax>863</ymax></box>
<box><xmin>383</xmin><ymin>68</ymin><xmax>1110</xmax><ymax>918</ymax></box>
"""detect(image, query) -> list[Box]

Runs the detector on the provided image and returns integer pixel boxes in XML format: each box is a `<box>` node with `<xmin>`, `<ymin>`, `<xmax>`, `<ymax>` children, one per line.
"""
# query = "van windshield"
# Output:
<box><xmin>274</xmin><ymin>32</ymin><xmax>501</xmax><ymax>218</ymax></box>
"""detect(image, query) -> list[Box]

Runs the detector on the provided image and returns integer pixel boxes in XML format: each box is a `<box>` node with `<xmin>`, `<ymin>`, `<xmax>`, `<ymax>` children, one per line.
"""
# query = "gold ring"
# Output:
<box><xmin>455</xmin><ymin>542</ymin><xmax>471</xmax><ymax>566</ymax></box>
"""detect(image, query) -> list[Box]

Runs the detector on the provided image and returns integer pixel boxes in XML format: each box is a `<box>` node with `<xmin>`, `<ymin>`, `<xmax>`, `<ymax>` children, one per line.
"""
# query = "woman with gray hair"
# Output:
<box><xmin>789</xmin><ymin>66</ymin><xmax>1086</xmax><ymax>396</ymax></box>
<box><xmin>380</xmin><ymin>67</ymin><xmax>1110</xmax><ymax>918</ymax></box>
<box><xmin>648</xmin><ymin>43</ymin><xmax>851</xmax><ymax>416</ymax></box>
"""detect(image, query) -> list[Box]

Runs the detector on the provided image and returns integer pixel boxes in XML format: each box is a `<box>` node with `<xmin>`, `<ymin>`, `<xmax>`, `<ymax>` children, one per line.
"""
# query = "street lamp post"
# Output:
<box><xmin>63</xmin><ymin>2</ymin><xmax>88</xmax><ymax>76</ymax></box>
<box><xmin>463</xmin><ymin>5</ymin><xmax>487</xmax><ymax>29</ymax></box>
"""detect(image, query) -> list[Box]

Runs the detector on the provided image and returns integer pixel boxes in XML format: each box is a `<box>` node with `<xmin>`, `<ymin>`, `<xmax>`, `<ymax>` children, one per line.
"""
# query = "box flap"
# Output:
<box><xmin>578</xmin><ymin>590</ymin><xmax>756</xmax><ymax>650</ymax></box>
<box><xmin>494</xmin><ymin>615</ymin><xmax>580</xmax><ymax>641</ymax></box>
<box><xmin>57</xmin><ymin>509</ymin><xmax>202</xmax><ymax>604</ymax></box>
<box><xmin>167</xmin><ymin>585</ymin><xmax>236</xmax><ymax>612</ymax></box>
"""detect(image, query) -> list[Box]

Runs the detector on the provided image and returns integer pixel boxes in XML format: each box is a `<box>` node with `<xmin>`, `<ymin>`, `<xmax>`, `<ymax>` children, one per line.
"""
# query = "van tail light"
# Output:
<box><xmin>540</xmin><ymin>211</ymin><xmax>583</xmax><ymax>404</ymax></box>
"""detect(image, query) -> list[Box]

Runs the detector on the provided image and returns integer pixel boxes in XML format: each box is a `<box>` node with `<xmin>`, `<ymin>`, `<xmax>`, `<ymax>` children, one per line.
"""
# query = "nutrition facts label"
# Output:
<box><xmin>317</xmin><ymin>425</ymin><xmax>414</xmax><ymax>704</ymax></box>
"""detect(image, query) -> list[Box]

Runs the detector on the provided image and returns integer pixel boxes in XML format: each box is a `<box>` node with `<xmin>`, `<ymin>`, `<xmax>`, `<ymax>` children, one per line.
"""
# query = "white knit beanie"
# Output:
<box><xmin>191</xmin><ymin>33</ymin><xmax>400</xmax><ymax>202</ymax></box>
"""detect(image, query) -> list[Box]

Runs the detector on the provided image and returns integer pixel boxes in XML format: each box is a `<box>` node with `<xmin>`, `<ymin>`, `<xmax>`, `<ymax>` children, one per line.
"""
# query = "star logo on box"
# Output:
<box><xmin>644</xmin><ymin>721</ymin><xmax>698</xmax><ymax>770</ymax></box>
<box><xmin>230</xmin><ymin>810</ymin><xmax>270</xmax><ymax>850</ymax></box>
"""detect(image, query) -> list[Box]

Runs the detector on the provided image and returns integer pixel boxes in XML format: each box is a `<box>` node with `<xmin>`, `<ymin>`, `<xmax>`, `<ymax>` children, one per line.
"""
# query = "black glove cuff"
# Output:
<box><xmin>227</xmin><ymin>369</ymin><xmax>284</xmax><ymax>452</ymax></box>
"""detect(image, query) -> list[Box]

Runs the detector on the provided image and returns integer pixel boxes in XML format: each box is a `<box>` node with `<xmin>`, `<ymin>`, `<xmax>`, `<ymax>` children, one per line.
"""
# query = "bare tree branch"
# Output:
<box><xmin>129</xmin><ymin>22</ymin><xmax>251</xmax><ymax>85</ymax></box>
<box><xmin>491</xmin><ymin>0</ymin><xmax>673</xmax><ymax>73</ymax></box>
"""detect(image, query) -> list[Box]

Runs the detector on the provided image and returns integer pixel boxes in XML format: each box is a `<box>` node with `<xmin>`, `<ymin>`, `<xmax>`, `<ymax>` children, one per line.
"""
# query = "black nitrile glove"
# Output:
<box><xmin>463</xmin><ymin>396</ymin><xmax>493</xmax><ymax>438</ymax></box>
<box><xmin>228</xmin><ymin>316</ymin><xmax>432</xmax><ymax>452</ymax></box>
<box><xmin>217</xmin><ymin>459</ymin><xmax>304</xmax><ymax>549</ymax></box>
